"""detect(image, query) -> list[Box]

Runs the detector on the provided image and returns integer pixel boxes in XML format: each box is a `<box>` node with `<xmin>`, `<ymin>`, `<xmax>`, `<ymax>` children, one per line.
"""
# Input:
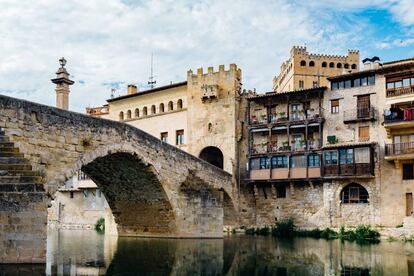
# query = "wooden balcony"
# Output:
<box><xmin>386</xmin><ymin>87</ymin><xmax>414</xmax><ymax>98</ymax></box>
<box><xmin>250</xmin><ymin>169</ymin><xmax>270</xmax><ymax>180</ymax></box>
<box><xmin>323</xmin><ymin>163</ymin><xmax>373</xmax><ymax>178</ymax></box>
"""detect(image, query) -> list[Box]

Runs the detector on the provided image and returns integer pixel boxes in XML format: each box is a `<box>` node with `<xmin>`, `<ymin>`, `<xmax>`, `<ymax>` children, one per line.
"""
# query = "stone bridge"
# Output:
<box><xmin>0</xmin><ymin>94</ymin><xmax>237</xmax><ymax>263</ymax></box>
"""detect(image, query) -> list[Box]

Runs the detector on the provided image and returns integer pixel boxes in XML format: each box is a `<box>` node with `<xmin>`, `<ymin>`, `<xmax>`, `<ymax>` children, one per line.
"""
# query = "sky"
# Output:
<box><xmin>0</xmin><ymin>0</ymin><xmax>414</xmax><ymax>112</ymax></box>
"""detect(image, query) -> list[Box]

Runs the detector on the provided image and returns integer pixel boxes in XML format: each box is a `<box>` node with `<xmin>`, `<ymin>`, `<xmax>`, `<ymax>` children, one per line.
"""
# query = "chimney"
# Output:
<box><xmin>363</xmin><ymin>61</ymin><xmax>372</xmax><ymax>71</ymax></box>
<box><xmin>127</xmin><ymin>84</ymin><xmax>138</xmax><ymax>95</ymax></box>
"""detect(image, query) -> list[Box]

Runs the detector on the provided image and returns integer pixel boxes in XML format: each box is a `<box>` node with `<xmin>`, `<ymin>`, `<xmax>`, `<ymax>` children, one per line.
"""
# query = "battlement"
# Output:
<box><xmin>289</xmin><ymin>45</ymin><xmax>360</xmax><ymax>61</ymax></box>
<box><xmin>187</xmin><ymin>64</ymin><xmax>241</xmax><ymax>80</ymax></box>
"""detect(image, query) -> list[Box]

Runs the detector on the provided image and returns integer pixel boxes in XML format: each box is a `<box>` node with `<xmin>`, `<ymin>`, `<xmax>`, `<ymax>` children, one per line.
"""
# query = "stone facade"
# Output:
<box><xmin>273</xmin><ymin>46</ymin><xmax>360</xmax><ymax>92</ymax></box>
<box><xmin>0</xmin><ymin>94</ymin><xmax>234</xmax><ymax>263</ymax></box>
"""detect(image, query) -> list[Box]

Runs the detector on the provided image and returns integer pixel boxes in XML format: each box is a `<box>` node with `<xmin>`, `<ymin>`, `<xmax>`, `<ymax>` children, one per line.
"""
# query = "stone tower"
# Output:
<box><xmin>51</xmin><ymin>57</ymin><xmax>74</xmax><ymax>110</ymax></box>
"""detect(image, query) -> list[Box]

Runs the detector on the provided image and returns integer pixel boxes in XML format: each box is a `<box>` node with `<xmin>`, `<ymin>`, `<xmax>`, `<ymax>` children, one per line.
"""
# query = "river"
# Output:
<box><xmin>2</xmin><ymin>229</ymin><xmax>414</xmax><ymax>275</ymax></box>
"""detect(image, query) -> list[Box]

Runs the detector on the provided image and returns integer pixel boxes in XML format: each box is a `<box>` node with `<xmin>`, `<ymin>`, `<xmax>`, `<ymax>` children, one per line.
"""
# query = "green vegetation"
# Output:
<box><xmin>95</xmin><ymin>217</ymin><xmax>105</xmax><ymax>233</ymax></box>
<box><xmin>244</xmin><ymin>219</ymin><xmax>380</xmax><ymax>244</ymax></box>
<box><xmin>396</xmin><ymin>224</ymin><xmax>403</xmax><ymax>228</ymax></box>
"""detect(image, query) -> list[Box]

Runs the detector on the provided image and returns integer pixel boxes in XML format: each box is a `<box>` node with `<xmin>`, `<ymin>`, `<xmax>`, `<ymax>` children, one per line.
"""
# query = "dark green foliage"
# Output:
<box><xmin>272</xmin><ymin>218</ymin><xmax>295</xmax><ymax>237</ymax></box>
<box><xmin>320</xmin><ymin>228</ymin><xmax>338</xmax><ymax>239</ymax></box>
<box><xmin>353</xmin><ymin>225</ymin><xmax>380</xmax><ymax>243</ymax></box>
<box><xmin>95</xmin><ymin>217</ymin><xmax>105</xmax><ymax>233</ymax></box>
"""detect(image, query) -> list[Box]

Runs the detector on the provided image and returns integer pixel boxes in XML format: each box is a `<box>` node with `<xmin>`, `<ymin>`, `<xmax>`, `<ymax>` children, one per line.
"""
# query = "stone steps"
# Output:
<box><xmin>0</xmin><ymin>152</ymin><xmax>24</xmax><ymax>158</ymax></box>
<box><xmin>0</xmin><ymin>147</ymin><xmax>19</xmax><ymax>153</ymax></box>
<box><xmin>0</xmin><ymin>176</ymin><xmax>42</xmax><ymax>184</ymax></box>
<box><xmin>1</xmin><ymin>170</ymin><xmax>39</xmax><ymax>177</ymax></box>
<box><xmin>0</xmin><ymin>164</ymin><xmax>32</xmax><ymax>171</ymax></box>
<box><xmin>0</xmin><ymin>157</ymin><xmax>28</xmax><ymax>164</ymax></box>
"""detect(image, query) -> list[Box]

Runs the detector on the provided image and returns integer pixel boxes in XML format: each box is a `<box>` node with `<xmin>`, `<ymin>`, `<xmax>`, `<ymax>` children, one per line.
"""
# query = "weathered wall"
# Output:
<box><xmin>0</xmin><ymin>94</ymin><xmax>235</xmax><ymax>263</ymax></box>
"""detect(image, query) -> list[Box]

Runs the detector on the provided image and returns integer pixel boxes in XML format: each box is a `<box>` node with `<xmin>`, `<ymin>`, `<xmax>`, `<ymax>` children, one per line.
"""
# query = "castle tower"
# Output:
<box><xmin>51</xmin><ymin>57</ymin><xmax>74</xmax><ymax>110</ymax></box>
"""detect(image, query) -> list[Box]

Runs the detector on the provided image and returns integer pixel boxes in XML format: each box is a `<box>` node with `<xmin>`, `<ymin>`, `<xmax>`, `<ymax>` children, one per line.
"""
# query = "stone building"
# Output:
<box><xmin>89</xmin><ymin>64</ymin><xmax>243</xmax><ymax>177</ymax></box>
<box><xmin>273</xmin><ymin>46</ymin><xmax>360</xmax><ymax>93</ymax></box>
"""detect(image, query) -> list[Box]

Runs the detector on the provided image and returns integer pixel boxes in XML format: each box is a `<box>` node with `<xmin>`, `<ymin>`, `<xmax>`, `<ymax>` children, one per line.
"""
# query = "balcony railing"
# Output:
<box><xmin>384</xmin><ymin>108</ymin><xmax>414</xmax><ymax>124</ymax></box>
<box><xmin>343</xmin><ymin>107</ymin><xmax>376</xmax><ymax>123</ymax></box>
<box><xmin>385</xmin><ymin>142</ymin><xmax>414</xmax><ymax>156</ymax></box>
<box><xmin>386</xmin><ymin>87</ymin><xmax>414</xmax><ymax>98</ymax></box>
<box><xmin>251</xmin><ymin>140</ymin><xmax>321</xmax><ymax>155</ymax></box>
<box><xmin>250</xmin><ymin>108</ymin><xmax>324</xmax><ymax>125</ymax></box>
<box><xmin>323</xmin><ymin>163</ymin><xmax>372</xmax><ymax>177</ymax></box>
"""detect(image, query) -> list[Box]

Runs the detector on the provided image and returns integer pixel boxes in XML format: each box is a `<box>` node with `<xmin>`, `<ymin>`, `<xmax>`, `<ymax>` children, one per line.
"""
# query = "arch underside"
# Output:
<box><xmin>199</xmin><ymin>146</ymin><xmax>224</xmax><ymax>169</ymax></box>
<box><xmin>82</xmin><ymin>152</ymin><xmax>177</xmax><ymax>237</ymax></box>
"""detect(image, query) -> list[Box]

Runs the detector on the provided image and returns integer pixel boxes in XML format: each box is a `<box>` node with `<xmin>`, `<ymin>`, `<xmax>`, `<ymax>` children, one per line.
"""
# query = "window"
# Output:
<box><xmin>127</xmin><ymin>110</ymin><xmax>131</xmax><ymax>119</ymax></box>
<box><xmin>276</xmin><ymin>185</ymin><xmax>286</xmax><ymax>198</ymax></box>
<box><xmin>355</xmin><ymin>147</ymin><xmax>370</xmax><ymax>163</ymax></box>
<box><xmin>331</xmin><ymin>82</ymin><xmax>339</xmax><ymax>90</ymax></box>
<box><xmin>395</xmin><ymin>81</ymin><xmax>403</xmax><ymax>88</ymax></box>
<box><xmin>403</xmin><ymin>78</ymin><xmax>411</xmax><ymax>87</ymax></box>
<box><xmin>151</xmin><ymin>105</ymin><xmax>156</xmax><ymax>114</ymax></box>
<box><xmin>135</xmin><ymin>108</ymin><xmax>139</xmax><ymax>117</ymax></box>
<box><xmin>300</xmin><ymin>60</ymin><xmax>306</xmax><ymax>66</ymax></box>
<box><xmin>351</xmin><ymin>64</ymin><xmax>357</xmax><ymax>69</ymax></box>
<box><xmin>358</xmin><ymin>126</ymin><xmax>369</xmax><ymax>141</ymax></box>
<box><xmin>250</xmin><ymin>157</ymin><xmax>270</xmax><ymax>170</ymax></box>
<box><xmin>208</xmin><ymin>123</ymin><xmax>213</xmax><ymax>133</ymax></box>
<box><xmin>386</xmin><ymin>82</ymin><xmax>394</xmax><ymax>89</ymax></box>
<box><xmin>272</xmin><ymin>156</ymin><xmax>288</xmax><ymax>168</ymax></box>
<box><xmin>290</xmin><ymin>155</ymin><xmax>306</xmax><ymax>168</ymax></box>
<box><xmin>70</xmin><ymin>192</ymin><xmax>74</xmax><ymax>199</ymax></box>
<box><xmin>344</xmin><ymin>63</ymin><xmax>349</xmax><ymax>69</ymax></box>
<box><xmin>309</xmin><ymin>61</ymin><xmax>315</xmax><ymax>67</ymax></box>
<box><xmin>119</xmin><ymin>111</ymin><xmax>124</xmax><ymax>121</ymax></box>
<box><xmin>97</xmin><ymin>189</ymin><xmax>101</xmax><ymax>198</ymax></box>
<box><xmin>312</xmin><ymin>81</ymin><xmax>318</xmax><ymax>88</ymax></box>
<box><xmin>143</xmin><ymin>107</ymin><xmax>148</xmax><ymax>116</ymax></box>
<box><xmin>367</xmin><ymin>75</ymin><xmax>375</xmax><ymax>85</ymax></box>
<box><xmin>322</xmin><ymin>62</ymin><xmax>327</xmax><ymax>68</ymax></box>
<box><xmin>354</xmin><ymin>78</ymin><xmax>361</xmax><ymax>87</ymax></box>
<box><xmin>339</xmin><ymin>148</ymin><xmax>354</xmax><ymax>164</ymax></box>
<box><xmin>308</xmin><ymin>154</ymin><xmax>320</xmax><ymax>167</ymax></box>
<box><xmin>341</xmin><ymin>183</ymin><xmax>369</xmax><ymax>203</ymax></box>
<box><xmin>159</xmin><ymin>103</ymin><xmax>164</xmax><ymax>113</ymax></box>
<box><xmin>161</xmin><ymin>132</ymin><xmax>168</xmax><ymax>142</ymax></box>
<box><xmin>361</xmin><ymin>77</ymin><xmax>368</xmax><ymax>86</ymax></box>
<box><xmin>331</xmin><ymin>100</ymin><xmax>339</xmax><ymax>114</ymax></box>
<box><xmin>291</xmin><ymin>103</ymin><xmax>301</xmax><ymax>120</ymax></box>
<box><xmin>338</xmin><ymin>81</ymin><xmax>344</xmax><ymax>89</ymax></box>
<box><xmin>329</xmin><ymin>62</ymin><xmax>335</xmax><ymax>68</ymax></box>
<box><xmin>337</xmin><ymin>63</ymin><xmax>342</xmax><ymax>68</ymax></box>
<box><xmin>403</xmin><ymin>164</ymin><xmax>414</xmax><ymax>180</ymax></box>
<box><xmin>299</xmin><ymin>80</ymin><xmax>304</xmax><ymax>89</ymax></box>
<box><xmin>176</xmin><ymin>130</ymin><xmax>184</xmax><ymax>145</ymax></box>
<box><xmin>177</xmin><ymin>99</ymin><xmax>183</xmax><ymax>109</ymax></box>
<box><xmin>324</xmin><ymin>151</ymin><xmax>338</xmax><ymax>165</ymax></box>
<box><xmin>344</xmin><ymin>80</ymin><xmax>352</xmax><ymax>88</ymax></box>
<box><xmin>84</xmin><ymin>190</ymin><xmax>89</xmax><ymax>198</ymax></box>
<box><xmin>168</xmin><ymin>101</ymin><xmax>173</xmax><ymax>111</ymax></box>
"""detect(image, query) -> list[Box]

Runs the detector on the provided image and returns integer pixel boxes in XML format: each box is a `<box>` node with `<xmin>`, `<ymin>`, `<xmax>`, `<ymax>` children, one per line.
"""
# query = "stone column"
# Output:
<box><xmin>51</xmin><ymin>57</ymin><xmax>74</xmax><ymax>110</ymax></box>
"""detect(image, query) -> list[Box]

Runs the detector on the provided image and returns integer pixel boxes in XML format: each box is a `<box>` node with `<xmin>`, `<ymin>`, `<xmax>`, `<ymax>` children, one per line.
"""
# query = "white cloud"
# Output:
<box><xmin>0</xmin><ymin>0</ymin><xmax>412</xmax><ymax>112</ymax></box>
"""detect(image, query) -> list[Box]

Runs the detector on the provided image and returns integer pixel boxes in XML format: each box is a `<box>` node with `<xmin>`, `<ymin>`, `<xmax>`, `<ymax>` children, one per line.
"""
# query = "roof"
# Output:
<box><xmin>383</xmin><ymin>57</ymin><xmax>414</xmax><ymax>65</ymax></box>
<box><xmin>322</xmin><ymin>141</ymin><xmax>377</xmax><ymax>150</ymax></box>
<box><xmin>328</xmin><ymin>61</ymin><xmax>414</xmax><ymax>81</ymax></box>
<box><xmin>107</xmin><ymin>81</ymin><xmax>187</xmax><ymax>103</ymax></box>
<box><xmin>247</xmin><ymin>87</ymin><xmax>326</xmax><ymax>100</ymax></box>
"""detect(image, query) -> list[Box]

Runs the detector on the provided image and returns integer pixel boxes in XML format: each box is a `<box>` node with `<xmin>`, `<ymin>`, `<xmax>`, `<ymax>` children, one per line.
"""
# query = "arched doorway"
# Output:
<box><xmin>199</xmin><ymin>146</ymin><xmax>224</xmax><ymax>169</ymax></box>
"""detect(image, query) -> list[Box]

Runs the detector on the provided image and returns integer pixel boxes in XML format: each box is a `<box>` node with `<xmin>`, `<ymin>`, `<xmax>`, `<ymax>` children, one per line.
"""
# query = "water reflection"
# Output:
<box><xmin>3</xmin><ymin>230</ymin><xmax>414</xmax><ymax>275</ymax></box>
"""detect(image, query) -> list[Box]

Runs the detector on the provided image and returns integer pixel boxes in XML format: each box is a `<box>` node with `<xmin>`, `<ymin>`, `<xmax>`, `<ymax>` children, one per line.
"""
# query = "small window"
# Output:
<box><xmin>324</xmin><ymin>151</ymin><xmax>338</xmax><ymax>165</ymax></box>
<box><xmin>354</xmin><ymin>78</ymin><xmax>361</xmax><ymax>87</ymax></box>
<box><xmin>177</xmin><ymin>99</ymin><xmax>183</xmax><ymax>109</ymax></box>
<box><xmin>168</xmin><ymin>101</ymin><xmax>173</xmax><ymax>111</ymax></box>
<box><xmin>151</xmin><ymin>105</ymin><xmax>156</xmax><ymax>114</ymax></box>
<box><xmin>290</xmin><ymin>155</ymin><xmax>306</xmax><ymax>168</ymax></box>
<box><xmin>143</xmin><ymin>107</ymin><xmax>148</xmax><ymax>116</ymax></box>
<box><xmin>361</xmin><ymin>77</ymin><xmax>368</xmax><ymax>86</ymax></box>
<box><xmin>300</xmin><ymin>60</ymin><xmax>306</xmax><ymax>66</ymax></box>
<box><xmin>208</xmin><ymin>123</ymin><xmax>213</xmax><ymax>133</ymax></box>
<box><xmin>308</xmin><ymin>154</ymin><xmax>320</xmax><ymax>167</ymax></box>
<box><xmin>135</xmin><ymin>108</ymin><xmax>139</xmax><ymax>117</ymax></box>
<box><xmin>309</xmin><ymin>61</ymin><xmax>315</xmax><ymax>67</ymax></box>
<box><xmin>395</xmin><ymin>81</ymin><xmax>403</xmax><ymax>88</ymax></box>
<box><xmin>159</xmin><ymin>103</ymin><xmax>164</xmax><ymax>113</ymax></box>
<box><xmin>276</xmin><ymin>185</ymin><xmax>286</xmax><ymax>198</ymax></box>
<box><xmin>119</xmin><ymin>111</ymin><xmax>124</xmax><ymax>121</ymax></box>
<box><xmin>322</xmin><ymin>62</ymin><xmax>327</xmax><ymax>68</ymax></box>
<box><xmin>329</xmin><ymin>62</ymin><xmax>335</xmax><ymax>68</ymax></box>
<box><xmin>367</xmin><ymin>75</ymin><xmax>375</xmax><ymax>85</ymax></box>
<box><xmin>272</xmin><ymin>156</ymin><xmax>288</xmax><ymax>168</ymax></box>
<box><xmin>176</xmin><ymin>130</ymin><xmax>184</xmax><ymax>145</ymax></box>
<box><xmin>387</xmin><ymin>82</ymin><xmax>394</xmax><ymax>89</ymax></box>
<box><xmin>312</xmin><ymin>81</ymin><xmax>318</xmax><ymax>88</ymax></box>
<box><xmin>351</xmin><ymin>64</ymin><xmax>357</xmax><ymax>69</ymax></box>
<box><xmin>331</xmin><ymin>82</ymin><xmax>339</xmax><ymax>90</ymax></box>
<box><xmin>331</xmin><ymin>100</ymin><xmax>339</xmax><ymax>114</ymax></box>
<box><xmin>344</xmin><ymin>80</ymin><xmax>352</xmax><ymax>88</ymax></box>
<box><xmin>341</xmin><ymin>183</ymin><xmax>369</xmax><ymax>203</ymax></box>
<box><xmin>160</xmin><ymin>132</ymin><xmax>168</xmax><ymax>142</ymax></box>
<box><xmin>338</xmin><ymin>81</ymin><xmax>344</xmax><ymax>89</ymax></box>
<box><xmin>344</xmin><ymin>63</ymin><xmax>349</xmax><ymax>69</ymax></box>
<box><xmin>339</xmin><ymin>148</ymin><xmax>354</xmax><ymax>165</ymax></box>
<box><xmin>127</xmin><ymin>110</ymin><xmax>131</xmax><ymax>119</ymax></box>
<box><xmin>299</xmin><ymin>80</ymin><xmax>304</xmax><ymax>89</ymax></box>
<box><xmin>250</xmin><ymin>157</ymin><xmax>270</xmax><ymax>170</ymax></box>
<box><xmin>70</xmin><ymin>192</ymin><xmax>74</xmax><ymax>199</ymax></box>
<box><xmin>358</xmin><ymin>126</ymin><xmax>369</xmax><ymax>142</ymax></box>
<box><xmin>403</xmin><ymin>164</ymin><xmax>414</xmax><ymax>180</ymax></box>
<box><xmin>337</xmin><ymin>63</ymin><xmax>342</xmax><ymax>68</ymax></box>
<box><xmin>403</xmin><ymin>78</ymin><xmax>410</xmax><ymax>87</ymax></box>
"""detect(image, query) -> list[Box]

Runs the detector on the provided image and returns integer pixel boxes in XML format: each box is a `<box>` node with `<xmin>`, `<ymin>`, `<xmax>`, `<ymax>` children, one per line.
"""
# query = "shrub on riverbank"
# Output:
<box><xmin>95</xmin><ymin>217</ymin><xmax>105</xmax><ymax>233</ymax></box>
<box><xmin>244</xmin><ymin>220</ymin><xmax>380</xmax><ymax>243</ymax></box>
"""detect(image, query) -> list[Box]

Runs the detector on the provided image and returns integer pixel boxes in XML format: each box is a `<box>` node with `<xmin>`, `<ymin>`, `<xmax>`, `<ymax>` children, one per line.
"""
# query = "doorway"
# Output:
<box><xmin>406</xmin><ymin>193</ymin><xmax>413</xmax><ymax>216</ymax></box>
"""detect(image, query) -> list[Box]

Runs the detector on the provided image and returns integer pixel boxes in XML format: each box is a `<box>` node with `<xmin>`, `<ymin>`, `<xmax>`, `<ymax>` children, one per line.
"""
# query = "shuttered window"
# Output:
<box><xmin>358</xmin><ymin>126</ymin><xmax>369</xmax><ymax>141</ymax></box>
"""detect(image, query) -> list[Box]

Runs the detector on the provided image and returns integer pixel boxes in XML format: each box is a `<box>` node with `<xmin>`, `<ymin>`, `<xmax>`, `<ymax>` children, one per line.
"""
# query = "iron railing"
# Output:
<box><xmin>386</xmin><ymin>87</ymin><xmax>414</xmax><ymax>98</ymax></box>
<box><xmin>383</xmin><ymin>109</ymin><xmax>414</xmax><ymax>124</ymax></box>
<box><xmin>343</xmin><ymin>107</ymin><xmax>376</xmax><ymax>122</ymax></box>
<box><xmin>385</xmin><ymin>142</ymin><xmax>414</xmax><ymax>156</ymax></box>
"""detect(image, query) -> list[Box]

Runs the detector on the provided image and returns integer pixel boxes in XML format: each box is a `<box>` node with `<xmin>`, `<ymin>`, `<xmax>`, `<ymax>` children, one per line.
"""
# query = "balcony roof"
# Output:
<box><xmin>247</xmin><ymin>87</ymin><xmax>326</xmax><ymax>101</ymax></box>
<box><xmin>322</xmin><ymin>141</ymin><xmax>377</xmax><ymax>149</ymax></box>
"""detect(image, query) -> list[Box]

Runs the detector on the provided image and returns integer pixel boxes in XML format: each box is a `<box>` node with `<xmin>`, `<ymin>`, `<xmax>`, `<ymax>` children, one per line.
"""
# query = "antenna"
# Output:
<box><xmin>110</xmin><ymin>88</ymin><xmax>115</xmax><ymax>99</ymax></box>
<box><xmin>148</xmin><ymin>53</ymin><xmax>157</xmax><ymax>89</ymax></box>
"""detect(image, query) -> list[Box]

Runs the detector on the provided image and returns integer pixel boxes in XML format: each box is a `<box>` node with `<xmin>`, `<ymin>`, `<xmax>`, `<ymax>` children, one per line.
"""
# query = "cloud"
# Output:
<box><xmin>0</xmin><ymin>0</ymin><xmax>413</xmax><ymax>112</ymax></box>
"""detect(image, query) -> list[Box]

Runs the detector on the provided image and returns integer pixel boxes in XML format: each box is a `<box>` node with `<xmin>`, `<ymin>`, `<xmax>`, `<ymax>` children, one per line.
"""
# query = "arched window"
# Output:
<box><xmin>127</xmin><ymin>110</ymin><xmax>131</xmax><ymax>119</ymax></box>
<box><xmin>208</xmin><ymin>123</ymin><xmax>213</xmax><ymax>133</ymax></box>
<box><xmin>159</xmin><ymin>103</ymin><xmax>164</xmax><ymax>113</ymax></box>
<box><xmin>300</xmin><ymin>60</ymin><xmax>306</xmax><ymax>67</ymax></box>
<box><xmin>135</xmin><ymin>108</ymin><xmax>139</xmax><ymax>118</ymax></box>
<box><xmin>340</xmin><ymin>183</ymin><xmax>369</xmax><ymax>204</ymax></box>
<box><xmin>309</xmin><ymin>61</ymin><xmax>315</xmax><ymax>67</ymax></box>
<box><xmin>143</xmin><ymin>106</ymin><xmax>148</xmax><ymax>116</ymax></box>
<box><xmin>168</xmin><ymin>101</ymin><xmax>173</xmax><ymax>111</ymax></box>
<box><xmin>344</xmin><ymin>63</ymin><xmax>349</xmax><ymax>69</ymax></box>
<box><xmin>322</xmin><ymin>62</ymin><xmax>327</xmax><ymax>68</ymax></box>
<box><xmin>329</xmin><ymin>62</ymin><xmax>335</xmax><ymax>68</ymax></box>
<box><xmin>177</xmin><ymin>99</ymin><xmax>183</xmax><ymax>109</ymax></box>
<box><xmin>119</xmin><ymin>111</ymin><xmax>124</xmax><ymax>121</ymax></box>
<box><xmin>351</xmin><ymin>64</ymin><xmax>357</xmax><ymax>69</ymax></box>
<box><xmin>151</xmin><ymin>105</ymin><xmax>156</xmax><ymax>114</ymax></box>
<box><xmin>337</xmin><ymin>63</ymin><xmax>342</xmax><ymax>68</ymax></box>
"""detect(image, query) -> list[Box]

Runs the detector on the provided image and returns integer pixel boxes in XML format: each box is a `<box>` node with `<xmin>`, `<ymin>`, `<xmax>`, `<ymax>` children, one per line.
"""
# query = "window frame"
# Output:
<box><xmin>331</xmin><ymin>99</ymin><xmax>339</xmax><ymax>114</ymax></box>
<box><xmin>176</xmin><ymin>129</ymin><xmax>184</xmax><ymax>145</ymax></box>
